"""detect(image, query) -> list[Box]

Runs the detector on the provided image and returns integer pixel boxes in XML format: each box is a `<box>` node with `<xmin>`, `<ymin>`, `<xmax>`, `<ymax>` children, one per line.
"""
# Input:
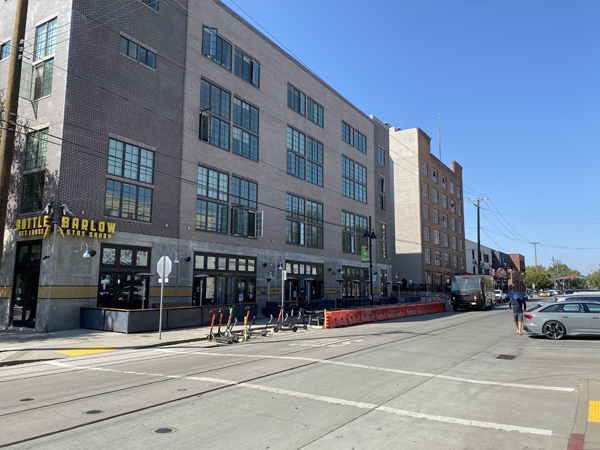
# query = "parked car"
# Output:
<box><xmin>538</xmin><ymin>293</ymin><xmax>600</xmax><ymax>307</ymax></box>
<box><xmin>523</xmin><ymin>300</ymin><xmax>600</xmax><ymax>339</ymax></box>
<box><xmin>494</xmin><ymin>290</ymin><xmax>507</xmax><ymax>303</ymax></box>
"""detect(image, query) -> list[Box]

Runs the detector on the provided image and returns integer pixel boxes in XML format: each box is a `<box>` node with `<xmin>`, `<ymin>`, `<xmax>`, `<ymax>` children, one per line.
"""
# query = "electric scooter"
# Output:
<box><xmin>207</xmin><ymin>309</ymin><xmax>233</xmax><ymax>344</ymax></box>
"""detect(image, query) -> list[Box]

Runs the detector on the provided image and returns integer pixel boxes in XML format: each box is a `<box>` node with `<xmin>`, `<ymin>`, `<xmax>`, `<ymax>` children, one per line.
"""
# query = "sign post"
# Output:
<box><xmin>156</xmin><ymin>256</ymin><xmax>172</xmax><ymax>339</ymax></box>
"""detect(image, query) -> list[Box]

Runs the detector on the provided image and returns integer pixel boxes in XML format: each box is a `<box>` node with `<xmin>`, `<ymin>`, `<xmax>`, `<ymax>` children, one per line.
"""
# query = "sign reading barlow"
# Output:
<box><xmin>16</xmin><ymin>216</ymin><xmax>116</xmax><ymax>239</ymax></box>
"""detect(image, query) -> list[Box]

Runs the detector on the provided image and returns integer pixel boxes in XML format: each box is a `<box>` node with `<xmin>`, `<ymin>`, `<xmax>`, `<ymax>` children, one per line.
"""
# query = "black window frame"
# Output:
<box><xmin>234</xmin><ymin>48</ymin><xmax>260</xmax><ymax>87</ymax></box>
<box><xmin>202</xmin><ymin>27</ymin><xmax>232</xmax><ymax>71</ymax></box>
<box><xmin>21</xmin><ymin>171</ymin><xmax>45</xmax><ymax>213</ymax></box>
<box><xmin>105</xmin><ymin>179</ymin><xmax>153</xmax><ymax>222</ymax></box>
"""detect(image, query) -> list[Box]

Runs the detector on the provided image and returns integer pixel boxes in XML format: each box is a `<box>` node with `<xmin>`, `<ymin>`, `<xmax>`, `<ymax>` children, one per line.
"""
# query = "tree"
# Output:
<box><xmin>524</xmin><ymin>270</ymin><xmax>552</xmax><ymax>290</ymax></box>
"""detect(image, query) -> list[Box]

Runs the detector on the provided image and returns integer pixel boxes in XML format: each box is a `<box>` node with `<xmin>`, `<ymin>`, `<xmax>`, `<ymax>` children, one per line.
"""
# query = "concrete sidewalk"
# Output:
<box><xmin>0</xmin><ymin>316</ymin><xmax>280</xmax><ymax>367</ymax></box>
<box><xmin>570</xmin><ymin>378</ymin><xmax>600</xmax><ymax>450</ymax></box>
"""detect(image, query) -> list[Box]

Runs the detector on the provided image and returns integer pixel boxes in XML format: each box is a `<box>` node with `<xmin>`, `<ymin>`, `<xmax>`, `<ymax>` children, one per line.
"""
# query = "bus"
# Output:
<box><xmin>451</xmin><ymin>275</ymin><xmax>495</xmax><ymax>311</ymax></box>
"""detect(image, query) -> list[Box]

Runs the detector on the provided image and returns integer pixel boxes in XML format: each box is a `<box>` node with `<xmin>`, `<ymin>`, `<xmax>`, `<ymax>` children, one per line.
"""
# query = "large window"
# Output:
<box><xmin>25</xmin><ymin>129</ymin><xmax>48</xmax><ymax>170</ymax></box>
<box><xmin>424</xmin><ymin>226</ymin><xmax>430</xmax><ymax>243</ymax></box>
<box><xmin>287</xmin><ymin>84</ymin><xmax>305</xmax><ymax>116</ymax></box>
<box><xmin>307</xmin><ymin>98</ymin><xmax>323</xmax><ymax>127</ymax></box>
<box><xmin>378</xmin><ymin>146</ymin><xmax>386</xmax><ymax>165</ymax></box>
<box><xmin>202</xmin><ymin>27</ymin><xmax>232</xmax><ymax>70</ymax></box>
<box><xmin>105</xmin><ymin>180</ymin><xmax>152</xmax><ymax>222</ymax></box>
<box><xmin>287</xmin><ymin>127</ymin><xmax>323</xmax><ymax>186</ymax></box>
<box><xmin>34</xmin><ymin>18</ymin><xmax>57</xmax><ymax>60</ymax></box>
<box><xmin>231</xmin><ymin>176</ymin><xmax>257</xmax><ymax>208</ymax></box>
<box><xmin>424</xmin><ymin>204</ymin><xmax>429</xmax><ymax>220</ymax></box>
<box><xmin>286</xmin><ymin>194</ymin><xmax>323</xmax><ymax>248</ymax></box>
<box><xmin>233</xmin><ymin>97</ymin><xmax>258</xmax><ymax>133</ymax></box>
<box><xmin>342</xmin><ymin>155</ymin><xmax>367</xmax><ymax>203</ymax></box>
<box><xmin>341</xmin><ymin>122</ymin><xmax>367</xmax><ymax>153</ymax></box>
<box><xmin>200</xmin><ymin>80</ymin><xmax>231</xmax><ymax>120</ymax></box>
<box><xmin>98</xmin><ymin>244</ymin><xmax>151</xmax><ymax>310</ymax></box>
<box><xmin>232</xmin><ymin>127</ymin><xmax>258</xmax><ymax>161</ymax></box>
<box><xmin>196</xmin><ymin>200</ymin><xmax>228</xmax><ymax>233</ymax></box>
<box><xmin>197</xmin><ymin>166</ymin><xmax>228</xmax><ymax>201</ymax></box>
<box><xmin>108</xmin><ymin>139</ymin><xmax>154</xmax><ymax>184</ymax></box>
<box><xmin>234</xmin><ymin>49</ymin><xmax>259</xmax><ymax>87</ymax></box>
<box><xmin>342</xmin><ymin>122</ymin><xmax>354</xmax><ymax>146</ymax></box>
<box><xmin>21</xmin><ymin>172</ymin><xmax>44</xmax><ymax>213</ymax></box>
<box><xmin>20</xmin><ymin>59</ymin><xmax>54</xmax><ymax>100</ymax></box>
<box><xmin>342</xmin><ymin>211</ymin><xmax>367</xmax><ymax>254</ymax></box>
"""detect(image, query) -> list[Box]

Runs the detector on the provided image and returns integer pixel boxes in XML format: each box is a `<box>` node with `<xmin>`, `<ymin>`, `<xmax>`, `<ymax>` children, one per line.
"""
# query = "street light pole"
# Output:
<box><xmin>363</xmin><ymin>216</ymin><xmax>377</xmax><ymax>305</ymax></box>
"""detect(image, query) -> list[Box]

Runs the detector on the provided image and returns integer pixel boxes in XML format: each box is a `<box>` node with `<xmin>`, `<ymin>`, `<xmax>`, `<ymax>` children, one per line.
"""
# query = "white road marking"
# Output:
<box><xmin>44</xmin><ymin>360</ymin><xmax>551</xmax><ymax>436</ymax></box>
<box><xmin>154</xmin><ymin>348</ymin><xmax>575</xmax><ymax>392</ymax></box>
<box><xmin>288</xmin><ymin>338</ymin><xmax>365</xmax><ymax>348</ymax></box>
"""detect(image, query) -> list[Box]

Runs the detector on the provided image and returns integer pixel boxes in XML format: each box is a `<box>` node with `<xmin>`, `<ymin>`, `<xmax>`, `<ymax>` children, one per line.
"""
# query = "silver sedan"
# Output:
<box><xmin>523</xmin><ymin>300</ymin><xmax>600</xmax><ymax>339</ymax></box>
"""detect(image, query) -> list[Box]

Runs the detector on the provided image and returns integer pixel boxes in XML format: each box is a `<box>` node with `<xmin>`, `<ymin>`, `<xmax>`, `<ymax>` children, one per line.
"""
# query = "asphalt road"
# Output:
<box><xmin>1</xmin><ymin>303</ymin><xmax>598</xmax><ymax>450</ymax></box>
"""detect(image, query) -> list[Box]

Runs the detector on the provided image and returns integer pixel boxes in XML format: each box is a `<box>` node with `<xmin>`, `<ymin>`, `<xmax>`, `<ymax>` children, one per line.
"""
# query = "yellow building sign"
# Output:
<box><xmin>16</xmin><ymin>215</ymin><xmax>116</xmax><ymax>239</ymax></box>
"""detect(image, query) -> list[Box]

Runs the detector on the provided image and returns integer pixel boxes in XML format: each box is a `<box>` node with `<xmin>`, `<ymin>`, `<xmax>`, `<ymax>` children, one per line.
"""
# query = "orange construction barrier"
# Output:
<box><xmin>347</xmin><ymin>309</ymin><xmax>362</xmax><ymax>326</ymax></box>
<box><xmin>386</xmin><ymin>306</ymin><xmax>397</xmax><ymax>320</ymax></box>
<box><xmin>363</xmin><ymin>308</ymin><xmax>376</xmax><ymax>323</ymax></box>
<box><xmin>397</xmin><ymin>305</ymin><xmax>408</xmax><ymax>318</ymax></box>
<box><xmin>406</xmin><ymin>304</ymin><xmax>417</xmax><ymax>317</ymax></box>
<box><xmin>326</xmin><ymin>310</ymin><xmax>349</xmax><ymax>328</ymax></box>
<box><xmin>376</xmin><ymin>307</ymin><xmax>387</xmax><ymax>321</ymax></box>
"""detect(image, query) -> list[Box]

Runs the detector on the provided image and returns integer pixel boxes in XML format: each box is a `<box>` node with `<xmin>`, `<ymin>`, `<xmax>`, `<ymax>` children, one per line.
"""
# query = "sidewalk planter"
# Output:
<box><xmin>80</xmin><ymin>304</ymin><xmax>257</xmax><ymax>334</ymax></box>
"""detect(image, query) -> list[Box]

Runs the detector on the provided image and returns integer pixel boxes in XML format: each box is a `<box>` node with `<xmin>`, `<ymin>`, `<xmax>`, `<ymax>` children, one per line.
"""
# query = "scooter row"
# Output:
<box><xmin>207</xmin><ymin>306</ymin><xmax>307</xmax><ymax>344</ymax></box>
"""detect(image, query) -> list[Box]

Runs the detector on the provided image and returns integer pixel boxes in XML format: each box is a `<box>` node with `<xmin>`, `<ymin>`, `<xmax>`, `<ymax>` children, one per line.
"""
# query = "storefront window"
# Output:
<box><xmin>195</xmin><ymin>255</ymin><xmax>204</xmax><ymax>270</ymax></box>
<box><xmin>102</xmin><ymin>248</ymin><xmax>116</xmax><ymax>265</ymax></box>
<box><xmin>207</xmin><ymin>256</ymin><xmax>216</xmax><ymax>270</ymax></box>
<box><xmin>218</xmin><ymin>257</ymin><xmax>227</xmax><ymax>270</ymax></box>
<box><xmin>239</xmin><ymin>259</ymin><xmax>246</xmax><ymax>271</ymax></box>
<box><xmin>120</xmin><ymin>249</ymin><xmax>133</xmax><ymax>266</ymax></box>
<box><xmin>137</xmin><ymin>250</ymin><xmax>148</xmax><ymax>266</ymax></box>
<box><xmin>98</xmin><ymin>245</ymin><xmax>151</xmax><ymax>309</ymax></box>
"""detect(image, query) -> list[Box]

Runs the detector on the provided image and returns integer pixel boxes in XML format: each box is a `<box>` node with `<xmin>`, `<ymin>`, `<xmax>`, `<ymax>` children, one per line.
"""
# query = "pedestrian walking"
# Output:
<box><xmin>508</xmin><ymin>293</ymin><xmax>527</xmax><ymax>335</ymax></box>
<box><xmin>408</xmin><ymin>277</ymin><xmax>413</xmax><ymax>290</ymax></box>
<box><xmin>296</xmin><ymin>288</ymin><xmax>307</xmax><ymax>315</ymax></box>
<box><xmin>401</xmin><ymin>278</ymin><xmax>407</xmax><ymax>291</ymax></box>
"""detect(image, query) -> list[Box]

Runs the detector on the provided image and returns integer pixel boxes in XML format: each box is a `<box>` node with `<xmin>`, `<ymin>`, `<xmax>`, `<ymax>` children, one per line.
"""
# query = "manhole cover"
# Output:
<box><xmin>497</xmin><ymin>354</ymin><xmax>517</xmax><ymax>360</ymax></box>
<box><xmin>153</xmin><ymin>428</ymin><xmax>175</xmax><ymax>434</ymax></box>
<box><xmin>85</xmin><ymin>410</ymin><xmax>103</xmax><ymax>415</ymax></box>
<box><xmin>20</xmin><ymin>398</ymin><xmax>34</xmax><ymax>402</ymax></box>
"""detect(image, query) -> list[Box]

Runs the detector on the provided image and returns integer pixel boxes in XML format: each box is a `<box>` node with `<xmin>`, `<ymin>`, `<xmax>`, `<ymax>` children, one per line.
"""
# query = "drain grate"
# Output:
<box><xmin>85</xmin><ymin>410</ymin><xmax>103</xmax><ymax>415</ymax></box>
<box><xmin>20</xmin><ymin>398</ymin><xmax>35</xmax><ymax>402</ymax></box>
<box><xmin>497</xmin><ymin>354</ymin><xmax>517</xmax><ymax>360</ymax></box>
<box><xmin>153</xmin><ymin>428</ymin><xmax>175</xmax><ymax>434</ymax></box>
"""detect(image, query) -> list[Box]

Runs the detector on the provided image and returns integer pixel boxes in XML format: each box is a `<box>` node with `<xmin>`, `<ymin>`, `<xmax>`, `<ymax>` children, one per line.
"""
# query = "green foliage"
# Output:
<box><xmin>524</xmin><ymin>271</ymin><xmax>552</xmax><ymax>290</ymax></box>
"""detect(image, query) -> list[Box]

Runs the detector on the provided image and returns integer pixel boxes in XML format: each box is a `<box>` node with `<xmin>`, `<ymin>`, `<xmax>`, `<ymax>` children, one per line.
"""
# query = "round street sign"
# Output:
<box><xmin>570</xmin><ymin>275</ymin><xmax>575</xmax><ymax>280</ymax></box>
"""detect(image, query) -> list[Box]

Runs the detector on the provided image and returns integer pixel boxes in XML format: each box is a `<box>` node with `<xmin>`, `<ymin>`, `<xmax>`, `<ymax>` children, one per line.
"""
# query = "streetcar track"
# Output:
<box><xmin>0</xmin><ymin>309</ymin><xmax>513</xmax><ymax>449</ymax></box>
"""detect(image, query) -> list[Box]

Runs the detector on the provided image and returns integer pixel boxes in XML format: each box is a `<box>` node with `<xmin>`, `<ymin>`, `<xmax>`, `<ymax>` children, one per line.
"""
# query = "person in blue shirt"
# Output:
<box><xmin>508</xmin><ymin>293</ymin><xmax>527</xmax><ymax>335</ymax></box>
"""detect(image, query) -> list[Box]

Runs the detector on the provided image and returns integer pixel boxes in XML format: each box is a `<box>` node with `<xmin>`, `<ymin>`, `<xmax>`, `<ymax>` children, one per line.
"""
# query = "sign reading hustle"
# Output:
<box><xmin>17</xmin><ymin>215</ymin><xmax>116</xmax><ymax>239</ymax></box>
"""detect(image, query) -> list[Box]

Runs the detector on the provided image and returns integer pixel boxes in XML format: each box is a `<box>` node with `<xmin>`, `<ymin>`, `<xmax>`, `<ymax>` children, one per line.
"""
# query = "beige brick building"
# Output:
<box><xmin>389</xmin><ymin>127</ymin><xmax>466</xmax><ymax>290</ymax></box>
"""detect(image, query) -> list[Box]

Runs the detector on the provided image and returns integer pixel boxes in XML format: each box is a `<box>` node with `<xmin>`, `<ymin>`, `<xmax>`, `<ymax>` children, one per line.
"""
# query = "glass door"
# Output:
<box><xmin>11</xmin><ymin>241</ymin><xmax>41</xmax><ymax>328</ymax></box>
<box><xmin>12</xmin><ymin>272</ymin><xmax>39</xmax><ymax>327</ymax></box>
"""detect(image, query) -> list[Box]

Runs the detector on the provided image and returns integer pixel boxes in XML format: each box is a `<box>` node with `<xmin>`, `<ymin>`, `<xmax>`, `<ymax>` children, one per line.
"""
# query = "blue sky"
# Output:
<box><xmin>224</xmin><ymin>1</ymin><xmax>600</xmax><ymax>274</ymax></box>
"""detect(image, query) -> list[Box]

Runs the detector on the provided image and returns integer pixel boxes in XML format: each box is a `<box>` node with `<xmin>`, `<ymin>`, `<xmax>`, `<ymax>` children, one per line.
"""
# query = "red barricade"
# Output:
<box><xmin>361</xmin><ymin>308</ymin><xmax>374</xmax><ymax>323</ymax></box>
<box><xmin>386</xmin><ymin>305</ymin><xmax>397</xmax><ymax>320</ymax></box>
<box><xmin>376</xmin><ymin>307</ymin><xmax>387</xmax><ymax>321</ymax></box>
<box><xmin>406</xmin><ymin>304</ymin><xmax>417</xmax><ymax>316</ymax></box>
<box><xmin>347</xmin><ymin>309</ymin><xmax>362</xmax><ymax>326</ymax></box>
<box><xmin>326</xmin><ymin>310</ymin><xmax>350</xmax><ymax>328</ymax></box>
<box><xmin>397</xmin><ymin>305</ymin><xmax>408</xmax><ymax>318</ymax></box>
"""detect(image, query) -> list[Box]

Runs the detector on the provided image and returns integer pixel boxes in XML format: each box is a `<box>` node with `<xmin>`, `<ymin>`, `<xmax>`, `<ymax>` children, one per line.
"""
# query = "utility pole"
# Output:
<box><xmin>0</xmin><ymin>0</ymin><xmax>29</xmax><ymax>267</ymax></box>
<box><xmin>552</xmin><ymin>257</ymin><xmax>556</xmax><ymax>290</ymax></box>
<box><xmin>468</xmin><ymin>197</ymin><xmax>488</xmax><ymax>275</ymax></box>
<box><xmin>530</xmin><ymin>242</ymin><xmax>539</xmax><ymax>269</ymax></box>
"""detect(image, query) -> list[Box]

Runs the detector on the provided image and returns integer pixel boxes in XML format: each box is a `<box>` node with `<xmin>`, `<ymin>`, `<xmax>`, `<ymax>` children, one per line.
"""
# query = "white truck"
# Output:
<box><xmin>494</xmin><ymin>289</ymin><xmax>507</xmax><ymax>303</ymax></box>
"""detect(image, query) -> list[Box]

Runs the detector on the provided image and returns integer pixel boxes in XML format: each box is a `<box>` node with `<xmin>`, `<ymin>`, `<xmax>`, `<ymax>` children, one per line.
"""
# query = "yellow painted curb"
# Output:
<box><xmin>56</xmin><ymin>346</ymin><xmax>118</xmax><ymax>357</ymax></box>
<box><xmin>589</xmin><ymin>401</ymin><xmax>600</xmax><ymax>422</ymax></box>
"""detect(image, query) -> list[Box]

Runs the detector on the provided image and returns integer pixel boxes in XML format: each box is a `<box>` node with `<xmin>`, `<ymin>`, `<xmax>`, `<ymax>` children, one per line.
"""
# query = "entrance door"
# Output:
<box><xmin>11</xmin><ymin>241</ymin><xmax>42</xmax><ymax>328</ymax></box>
